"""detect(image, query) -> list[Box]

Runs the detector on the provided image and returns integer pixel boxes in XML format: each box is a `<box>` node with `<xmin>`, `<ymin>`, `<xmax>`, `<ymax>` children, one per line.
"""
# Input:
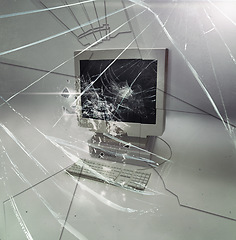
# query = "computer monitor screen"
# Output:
<box><xmin>74</xmin><ymin>49</ymin><xmax>167</xmax><ymax>138</ymax></box>
<box><xmin>80</xmin><ymin>59</ymin><xmax>157</xmax><ymax>124</ymax></box>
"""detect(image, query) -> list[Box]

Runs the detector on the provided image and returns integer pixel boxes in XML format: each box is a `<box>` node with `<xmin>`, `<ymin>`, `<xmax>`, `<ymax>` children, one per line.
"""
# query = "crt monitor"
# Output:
<box><xmin>74</xmin><ymin>48</ymin><xmax>167</xmax><ymax>140</ymax></box>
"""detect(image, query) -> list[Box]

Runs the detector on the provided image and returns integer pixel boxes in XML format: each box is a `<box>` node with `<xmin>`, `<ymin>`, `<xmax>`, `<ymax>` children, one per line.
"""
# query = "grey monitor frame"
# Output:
<box><xmin>74</xmin><ymin>48</ymin><xmax>167</xmax><ymax>138</ymax></box>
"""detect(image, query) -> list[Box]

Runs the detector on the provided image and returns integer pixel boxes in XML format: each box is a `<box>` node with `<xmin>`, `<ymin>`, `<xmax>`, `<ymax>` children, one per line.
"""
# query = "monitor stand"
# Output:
<box><xmin>88</xmin><ymin>133</ymin><xmax>157</xmax><ymax>167</ymax></box>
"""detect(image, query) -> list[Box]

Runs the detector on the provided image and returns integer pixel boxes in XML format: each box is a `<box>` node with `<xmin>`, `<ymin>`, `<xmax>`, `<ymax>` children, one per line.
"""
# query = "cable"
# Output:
<box><xmin>137</xmin><ymin>137</ymin><xmax>172</xmax><ymax>171</ymax></box>
<box><xmin>156</xmin><ymin>136</ymin><xmax>173</xmax><ymax>161</ymax></box>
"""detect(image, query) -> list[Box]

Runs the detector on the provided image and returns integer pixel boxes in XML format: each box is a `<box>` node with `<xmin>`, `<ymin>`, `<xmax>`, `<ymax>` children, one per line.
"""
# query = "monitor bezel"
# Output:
<box><xmin>74</xmin><ymin>48</ymin><xmax>167</xmax><ymax>138</ymax></box>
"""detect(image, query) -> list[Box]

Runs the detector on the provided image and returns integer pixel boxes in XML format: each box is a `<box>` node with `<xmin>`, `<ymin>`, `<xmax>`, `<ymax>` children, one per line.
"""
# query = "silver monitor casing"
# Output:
<box><xmin>74</xmin><ymin>48</ymin><xmax>167</xmax><ymax>138</ymax></box>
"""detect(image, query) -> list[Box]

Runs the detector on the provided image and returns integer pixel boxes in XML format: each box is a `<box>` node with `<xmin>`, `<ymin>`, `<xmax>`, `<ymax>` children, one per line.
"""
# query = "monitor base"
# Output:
<box><xmin>88</xmin><ymin>133</ymin><xmax>157</xmax><ymax>167</ymax></box>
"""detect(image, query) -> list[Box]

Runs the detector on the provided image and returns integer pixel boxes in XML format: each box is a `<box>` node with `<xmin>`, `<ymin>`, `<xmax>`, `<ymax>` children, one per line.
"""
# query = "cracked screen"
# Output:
<box><xmin>79</xmin><ymin>59</ymin><xmax>157</xmax><ymax>123</ymax></box>
<box><xmin>1</xmin><ymin>0</ymin><xmax>236</xmax><ymax>240</ymax></box>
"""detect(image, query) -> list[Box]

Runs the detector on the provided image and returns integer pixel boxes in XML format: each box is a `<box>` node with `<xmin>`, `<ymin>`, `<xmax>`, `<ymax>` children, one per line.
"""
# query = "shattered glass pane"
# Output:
<box><xmin>79</xmin><ymin>59</ymin><xmax>157</xmax><ymax>123</ymax></box>
<box><xmin>1</xmin><ymin>0</ymin><xmax>236</xmax><ymax>239</ymax></box>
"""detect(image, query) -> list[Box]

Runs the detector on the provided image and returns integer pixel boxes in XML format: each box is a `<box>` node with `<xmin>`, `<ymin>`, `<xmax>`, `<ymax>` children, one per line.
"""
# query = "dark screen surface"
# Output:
<box><xmin>80</xmin><ymin>59</ymin><xmax>157</xmax><ymax>124</ymax></box>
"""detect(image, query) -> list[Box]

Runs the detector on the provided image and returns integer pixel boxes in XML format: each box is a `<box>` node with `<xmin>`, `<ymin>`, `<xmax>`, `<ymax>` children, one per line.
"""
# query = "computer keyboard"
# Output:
<box><xmin>66</xmin><ymin>159</ymin><xmax>151</xmax><ymax>191</ymax></box>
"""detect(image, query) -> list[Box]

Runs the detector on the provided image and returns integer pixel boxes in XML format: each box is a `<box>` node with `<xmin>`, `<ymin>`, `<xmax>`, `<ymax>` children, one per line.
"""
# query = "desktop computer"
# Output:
<box><xmin>67</xmin><ymin>48</ymin><xmax>167</xmax><ymax>190</ymax></box>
